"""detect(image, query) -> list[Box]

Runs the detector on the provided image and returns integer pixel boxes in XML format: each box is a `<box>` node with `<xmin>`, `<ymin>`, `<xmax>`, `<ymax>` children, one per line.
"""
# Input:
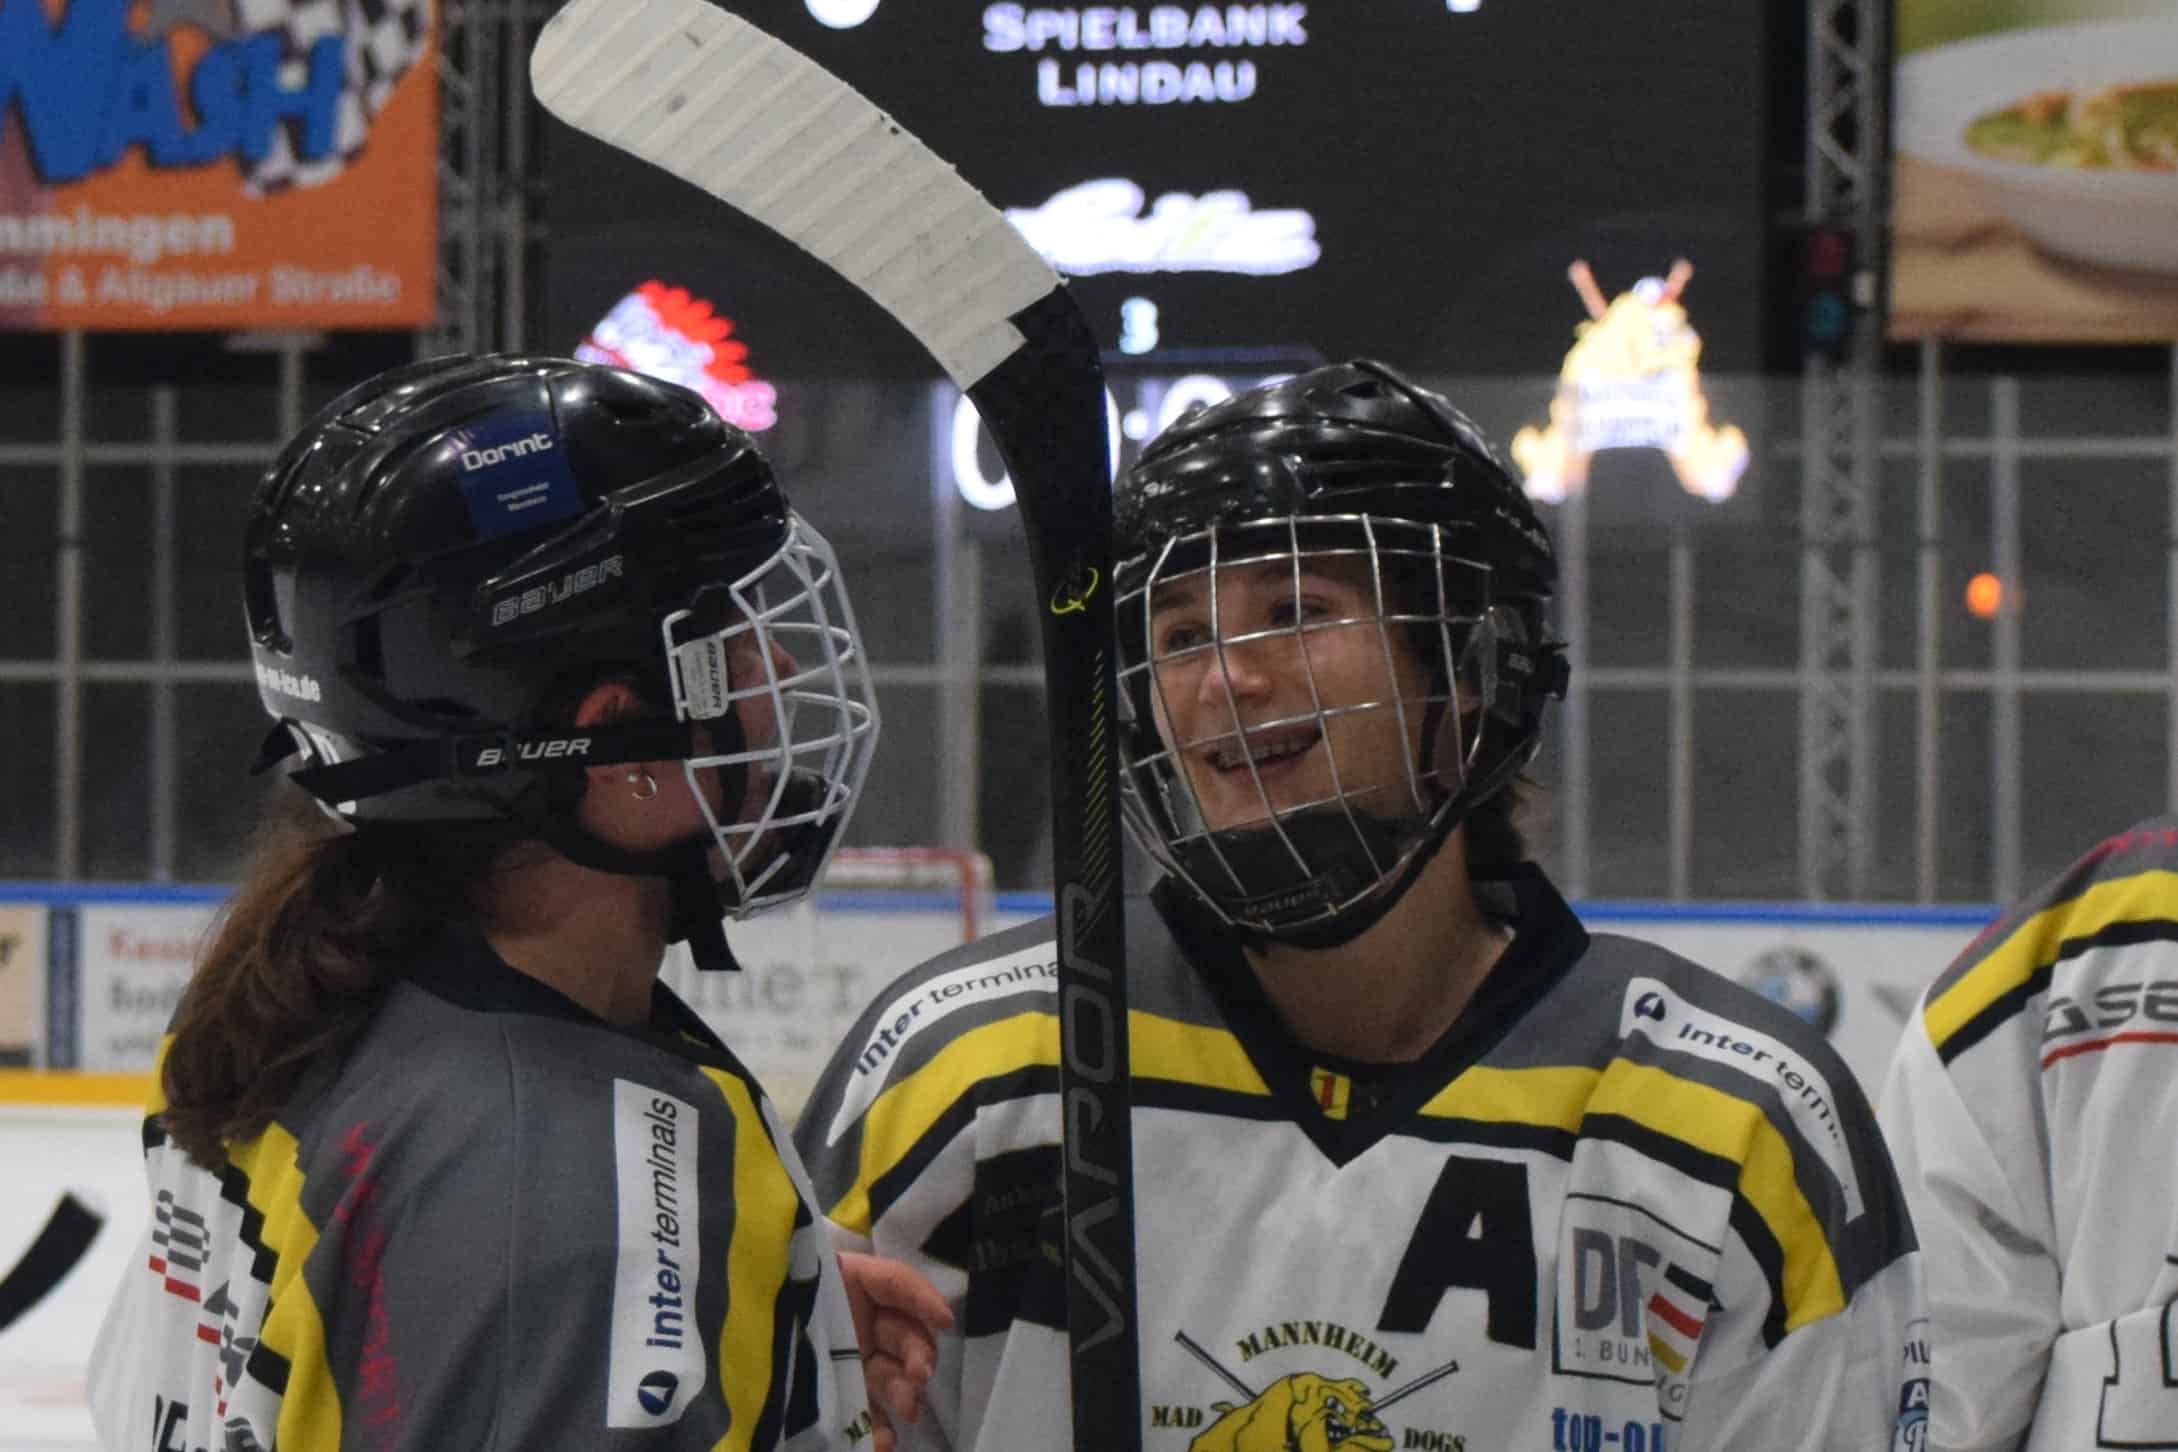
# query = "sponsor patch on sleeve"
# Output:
<box><xmin>823</xmin><ymin>941</ymin><xmax>1059</xmax><ymax>1146</ymax></box>
<box><xmin>1621</xmin><ymin>977</ymin><xmax>1864</xmax><ymax>1220</ymax></box>
<box><xmin>608</xmin><ymin>1080</ymin><xmax>706</xmax><ymax>1429</ymax></box>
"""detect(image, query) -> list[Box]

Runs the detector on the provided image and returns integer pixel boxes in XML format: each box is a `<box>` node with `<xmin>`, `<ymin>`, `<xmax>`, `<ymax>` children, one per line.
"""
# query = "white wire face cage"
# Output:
<box><xmin>1117</xmin><ymin>514</ymin><xmax>1522</xmax><ymax>938</ymax></box>
<box><xmin>659</xmin><ymin>512</ymin><xmax>879</xmax><ymax>917</ymax></box>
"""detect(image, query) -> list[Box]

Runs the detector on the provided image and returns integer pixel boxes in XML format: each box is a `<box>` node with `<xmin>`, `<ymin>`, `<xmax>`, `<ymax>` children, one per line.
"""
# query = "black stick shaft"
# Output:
<box><xmin>971</xmin><ymin>293</ymin><xmax>1139</xmax><ymax>1449</ymax></box>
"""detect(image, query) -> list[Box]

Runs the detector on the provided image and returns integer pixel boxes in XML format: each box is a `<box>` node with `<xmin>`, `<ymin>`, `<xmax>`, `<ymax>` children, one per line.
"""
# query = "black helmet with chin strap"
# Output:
<box><xmin>244</xmin><ymin>353</ymin><xmax>879</xmax><ymax>969</ymax></box>
<box><xmin>1114</xmin><ymin>359</ymin><xmax>1567</xmax><ymax>949</ymax></box>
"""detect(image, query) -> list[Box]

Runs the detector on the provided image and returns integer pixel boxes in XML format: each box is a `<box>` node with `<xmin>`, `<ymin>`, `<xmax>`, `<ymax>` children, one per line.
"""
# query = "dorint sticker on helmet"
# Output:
<box><xmin>451</xmin><ymin>412</ymin><xmax>585</xmax><ymax>541</ymax></box>
<box><xmin>1620</xmin><ymin>977</ymin><xmax>1864</xmax><ymax>1220</ymax></box>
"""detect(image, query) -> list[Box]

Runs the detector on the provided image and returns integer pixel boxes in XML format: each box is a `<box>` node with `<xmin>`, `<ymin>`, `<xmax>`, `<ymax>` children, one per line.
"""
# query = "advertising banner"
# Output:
<box><xmin>1892</xmin><ymin>0</ymin><xmax>2178</xmax><ymax>341</ymax></box>
<box><xmin>73</xmin><ymin>903</ymin><xmax>216</xmax><ymax>1071</ymax></box>
<box><xmin>0</xmin><ymin>906</ymin><xmax>45</xmax><ymax>1067</ymax></box>
<box><xmin>0</xmin><ymin>0</ymin><xmax>439</xmax><ymax>331</ymax></box>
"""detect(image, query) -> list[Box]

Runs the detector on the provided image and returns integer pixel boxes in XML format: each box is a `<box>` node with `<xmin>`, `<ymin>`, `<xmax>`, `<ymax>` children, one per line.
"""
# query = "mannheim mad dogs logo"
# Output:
<box><xmin>1161</xmin><ymin>1326</ymin><xmax>1463</xmax><ymax>1451</ymax></box>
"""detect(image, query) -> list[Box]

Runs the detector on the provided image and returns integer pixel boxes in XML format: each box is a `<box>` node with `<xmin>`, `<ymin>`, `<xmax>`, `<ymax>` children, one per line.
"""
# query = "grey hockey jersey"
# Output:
<box><xmin>797</xmin><ymin>868</ymin><xmax>1927</xmax><ymax>1452</ymax></box>
<box><xmin>1880</xmin><ymin>817</ymin><xmax>2178</xmax><ymax>1451</ymax></box>
<box><xmin>88</xmin><ymin>930</ymin><xmax>870</xmax><ymax>1451</ymax></box>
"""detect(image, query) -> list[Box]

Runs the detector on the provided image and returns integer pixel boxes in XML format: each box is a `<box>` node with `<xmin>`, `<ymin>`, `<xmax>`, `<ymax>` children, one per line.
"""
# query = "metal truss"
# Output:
<box><xmin>1798</xmin><ymin>0</ymin><xmax>1887</xmax><ymax>898</ymax></box>
<box><xmin>424</xmin><ymin>0</ymin><xmax>538</xmax><ymax>357</ymax></box>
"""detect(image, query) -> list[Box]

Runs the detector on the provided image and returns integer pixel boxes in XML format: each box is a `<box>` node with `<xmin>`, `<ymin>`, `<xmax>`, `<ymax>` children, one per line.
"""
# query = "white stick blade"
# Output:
<box><xmin>531</xmin><ymin>0</ymin><xmax>1059</xmax><ymax>390</ymax></box>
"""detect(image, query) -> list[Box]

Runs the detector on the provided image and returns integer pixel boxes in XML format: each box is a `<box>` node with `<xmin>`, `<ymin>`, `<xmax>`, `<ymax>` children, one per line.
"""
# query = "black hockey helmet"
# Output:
<box><xmin>1115</xmin><ymin>359</ymin><xmax>1568</xmax><ymax>948</ymax></box>
<box><xmin>244</xmin><ymin>353</ymin><xmax>879</xmax><ymax>962</ymax></box>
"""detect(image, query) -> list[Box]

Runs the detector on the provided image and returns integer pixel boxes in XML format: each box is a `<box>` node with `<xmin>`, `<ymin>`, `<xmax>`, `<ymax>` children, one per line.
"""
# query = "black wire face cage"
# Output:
<box><xmin>1117</xmin><ymin>513</ymin><xmax>1531</xmax><ymax>941</ymax></box>
<box><xmin>661</xmin><ymin>512</ymin><xmax>878</xmax><ymax>916</ymax></box>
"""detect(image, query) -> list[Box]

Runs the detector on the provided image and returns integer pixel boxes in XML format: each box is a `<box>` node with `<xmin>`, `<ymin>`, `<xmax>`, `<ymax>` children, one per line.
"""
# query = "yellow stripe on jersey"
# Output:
<box><xmin>1422</xmin><ymin>1061</ymin><xmax>1846</xmax><ymax>1333</ymax></box>
<box><xmin>148</xmin><ymin>1037</ymin><xmax>342</xmax><ymax>1449</ymax></box>
<box><xmin>829</xmin><ymin>1009</ymin><xmax>1270</xmax><ymax>1237</ymax></box>
<box><xmin>228</xmin><ymin>1123</ymin><xmax>341</xmax><ymax>1452</ymax></box>
<box><xmin>698</xmin><ymin>1065</ymin><xmax>804</xmax><ymax>1452</ymax></box>
<box><xmin>1590</xmin><ymin>1063</ymin><xmax>1846</xmax><ymax>1334</ymax></box>
<box><xmin>828</xmin><ymin>1012</ymin><xmax>1054</xmax><ymax>1238</ymax></box>
<box><xmin>1647</xmin><ymin>1333</ymin><xmax>1687</xmax><ymax>1374</ymax></box>
<box><xmin>1418</xmin><ymin>1064</ymin><xmax>1596</xmax><ymax>1132</ymax></box>
<box><xmin>1129</xmin><ymin>1014</ymin><xmax>1270</xmax><ymax>1098</ymax></box>
<box><xmin>1925</xmin><ymin>868</ymin><xmax>2178</xmax><ymax>1053</ymax></box>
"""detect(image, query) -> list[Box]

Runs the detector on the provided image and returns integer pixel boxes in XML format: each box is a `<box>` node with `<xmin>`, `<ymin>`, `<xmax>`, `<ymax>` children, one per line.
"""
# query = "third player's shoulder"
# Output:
<box><xmin>1917</xmin><ymin>812</ymin><xmax>2178</xmax><ymax>1066</ymax></box>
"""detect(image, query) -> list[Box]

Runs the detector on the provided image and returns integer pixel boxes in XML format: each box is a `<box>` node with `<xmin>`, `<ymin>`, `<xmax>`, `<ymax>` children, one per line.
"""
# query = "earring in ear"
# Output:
<box><xmin>629</xmin><ymin>772</ymin><xmax>658</xmax><ymax>800</ymax></box>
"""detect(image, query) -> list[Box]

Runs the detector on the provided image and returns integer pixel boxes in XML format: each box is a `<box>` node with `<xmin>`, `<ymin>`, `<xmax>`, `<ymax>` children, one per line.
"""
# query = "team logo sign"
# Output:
<box><xmin>1160</xmin><ymin>1327</ymin><xmax>1461</xmax><ymax>1451</ymax></box>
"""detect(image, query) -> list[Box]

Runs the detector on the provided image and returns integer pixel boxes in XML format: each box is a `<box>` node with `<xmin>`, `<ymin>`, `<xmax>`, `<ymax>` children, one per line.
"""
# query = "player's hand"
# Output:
<box><xmin>838</xmin><ymin>1250</ymin><xmax>953</xmax><ymax>1452</ymax></box>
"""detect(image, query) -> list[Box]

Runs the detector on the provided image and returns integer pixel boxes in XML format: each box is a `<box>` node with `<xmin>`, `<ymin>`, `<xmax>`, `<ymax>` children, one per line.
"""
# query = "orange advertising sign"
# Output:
<box><xmin>0</xmin><ymin>0</ymin><xmax>438</xmax><ymax>331</ymax></box>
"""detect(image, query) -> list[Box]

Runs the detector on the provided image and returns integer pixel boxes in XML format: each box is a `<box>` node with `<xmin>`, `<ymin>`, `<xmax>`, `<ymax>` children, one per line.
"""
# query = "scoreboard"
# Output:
<box><xmin>541</xmin><ymin>1</ymin><xmax>1772</xmax><ymax>380</ymax></box>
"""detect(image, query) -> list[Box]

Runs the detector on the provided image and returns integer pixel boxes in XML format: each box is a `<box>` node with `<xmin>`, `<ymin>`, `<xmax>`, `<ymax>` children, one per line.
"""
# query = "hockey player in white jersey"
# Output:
<box><xmin>1880</xmin><ymin>817</ymin><xmax>2178</xmax><ymax>1450</ymax></box>
<box><xmin>798</xmin><ymin>361</ymin><xmax>1929</xmax><ymax>1451</ymax></box>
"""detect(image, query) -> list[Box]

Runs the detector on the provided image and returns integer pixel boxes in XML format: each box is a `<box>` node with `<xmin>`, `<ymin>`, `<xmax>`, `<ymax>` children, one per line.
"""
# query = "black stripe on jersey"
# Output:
<box><xmin>1614</xmin><ymin>1034</ymin><xmax>1854</xmax><ymax>1266</ymax></box>
<box><xmin>1937</xmin><ymin>917</ymin><xmax>2178</xmax><ymax>1063</ymax></box>
<box><xmin>750</xmin><ymin>1197</ymin><xmax>824</xmax><ymax>1452</ymax></box>
<box><xmin>216</xmin><ymin>1159</ymin><xmax>278</xmax><ymax>1289</ymax></box>
<box><xmin>1665</xmin><ymin>1262</ymin><xmax>1715</xmax><ymax>1305</ymax></box>
<box><xmin>1580</xmin><ymin>1114</ymin><xmax>1737</xmax><ymax>1194</ymax></box>
<box><xmin>1587</xmin><ymin>1114</ymin><xmax>1792</xmax><ymax>1347</ymax></box>
<box><xmin>868</xmin><ymin>1065</ymin><xmax>1059</xmax><ymax>1230</ymax></box>
<box><xmin>1729</xmin><ymin>1197</ymin><xmax>1791</xmax><ymax>1349</ymax></box>
<box><xmin>244</xmin><ymin>1338</ymin><xmax>291</xmax><ymax>1396</ymax></box>
<box><xmin>1381</xmin><ymin>1113</ymin><xmax>1581</xmax><ymax>1163</ymax></box>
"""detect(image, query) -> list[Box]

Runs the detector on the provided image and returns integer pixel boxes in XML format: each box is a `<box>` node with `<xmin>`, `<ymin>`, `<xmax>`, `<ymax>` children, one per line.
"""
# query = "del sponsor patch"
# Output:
<box><xmin>450</xmin><ymin>412</ymin><xmax>583</xmax><ymax>540</ymax></box>
<box><xmin>1621</xmin><ymin>976</ymin><xmax>1864</xmax><ymax>1219</ymax></box>
<box><xmin>608</xmin><ymin>1080</ymin><xmax>705</xmax><ymax>1428</ymax></box>
<box><xmin>1551</xmin><ymin>1192</ymin><xmax>1719</xmax><ymax>1417</ymax></box>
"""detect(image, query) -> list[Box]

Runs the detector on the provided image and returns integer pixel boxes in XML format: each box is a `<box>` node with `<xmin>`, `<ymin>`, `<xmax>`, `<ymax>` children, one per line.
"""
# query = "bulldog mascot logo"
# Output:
<box><xmin>1189</xmin><ymin>1371</ymin><xmax>1396</xmax><ymax>1452</ymax></box>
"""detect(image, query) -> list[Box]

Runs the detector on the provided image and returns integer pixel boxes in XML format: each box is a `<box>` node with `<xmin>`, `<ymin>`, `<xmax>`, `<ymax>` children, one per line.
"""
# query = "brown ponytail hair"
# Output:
<box><xmin>158</xmin><ymin>798</ymin><xmax>528</xmax><ymax>1168</ymax></box>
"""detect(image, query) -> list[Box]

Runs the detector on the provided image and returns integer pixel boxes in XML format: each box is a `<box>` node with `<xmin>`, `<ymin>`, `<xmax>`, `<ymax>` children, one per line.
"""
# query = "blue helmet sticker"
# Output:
<box><xmin>451</xmin><ymin>413</ymin><xmax>585</xmax><ymax>540</ymax></box>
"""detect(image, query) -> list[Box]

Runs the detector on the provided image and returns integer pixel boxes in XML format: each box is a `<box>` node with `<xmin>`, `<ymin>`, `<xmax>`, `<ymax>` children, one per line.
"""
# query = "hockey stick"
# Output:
<box><xmin>529</xmin><ymin>4</ymin><xmax>1139</xmax><ymax>1445</ymax></box>
<box><xmin>0</xmin><ymin>1192</ymin><xmax>103</xmax><ymax>1331</ymax></box>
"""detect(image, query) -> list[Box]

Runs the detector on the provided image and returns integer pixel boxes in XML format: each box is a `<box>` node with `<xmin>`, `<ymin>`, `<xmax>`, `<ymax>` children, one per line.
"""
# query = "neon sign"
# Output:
<box><xmin>1510</xmin><ymin>259</ymin><xmax>1748</xmax><ymax>505</ymax></box>
<box><xmin>1004</xmin><ymin>179</ymin><xmax>1319</xmax><ymax>276</ymax></box>
<box><xmin>575</xmin><ymin>281</ymin><xmax>778</xmax><ymax>432</ymax></box>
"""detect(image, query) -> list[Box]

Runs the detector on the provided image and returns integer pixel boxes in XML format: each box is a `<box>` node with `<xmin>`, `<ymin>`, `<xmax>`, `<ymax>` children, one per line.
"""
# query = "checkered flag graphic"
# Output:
<box><xmin>236</xmin><ymin>0</ymin><xmax>434</xmax><ymax>195</ymax></box>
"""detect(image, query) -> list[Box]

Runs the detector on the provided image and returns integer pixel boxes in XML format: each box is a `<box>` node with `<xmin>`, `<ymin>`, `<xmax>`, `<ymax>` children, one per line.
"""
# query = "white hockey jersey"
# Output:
<box><xmin>1879</xmin><ymin>817</ymin><xmax>2178</xmax><ymax>1452</ymax></box>
<box><xmin>797</xmin><ymin>867</ymin><xmax>1927</xmax><ymax>1452</ymax></box>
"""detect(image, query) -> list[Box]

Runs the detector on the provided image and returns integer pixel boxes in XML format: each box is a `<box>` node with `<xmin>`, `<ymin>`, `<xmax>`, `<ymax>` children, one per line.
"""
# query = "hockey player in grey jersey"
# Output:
<box><xmin>801</xmin><ymin>361</ymin><xmax>1930</xmax><ymax>1452</ymax></box>
<box><xmin>86</xmin><ymin>354</ymin><xmax>940</xmax><ymax>1451</ymax></box>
